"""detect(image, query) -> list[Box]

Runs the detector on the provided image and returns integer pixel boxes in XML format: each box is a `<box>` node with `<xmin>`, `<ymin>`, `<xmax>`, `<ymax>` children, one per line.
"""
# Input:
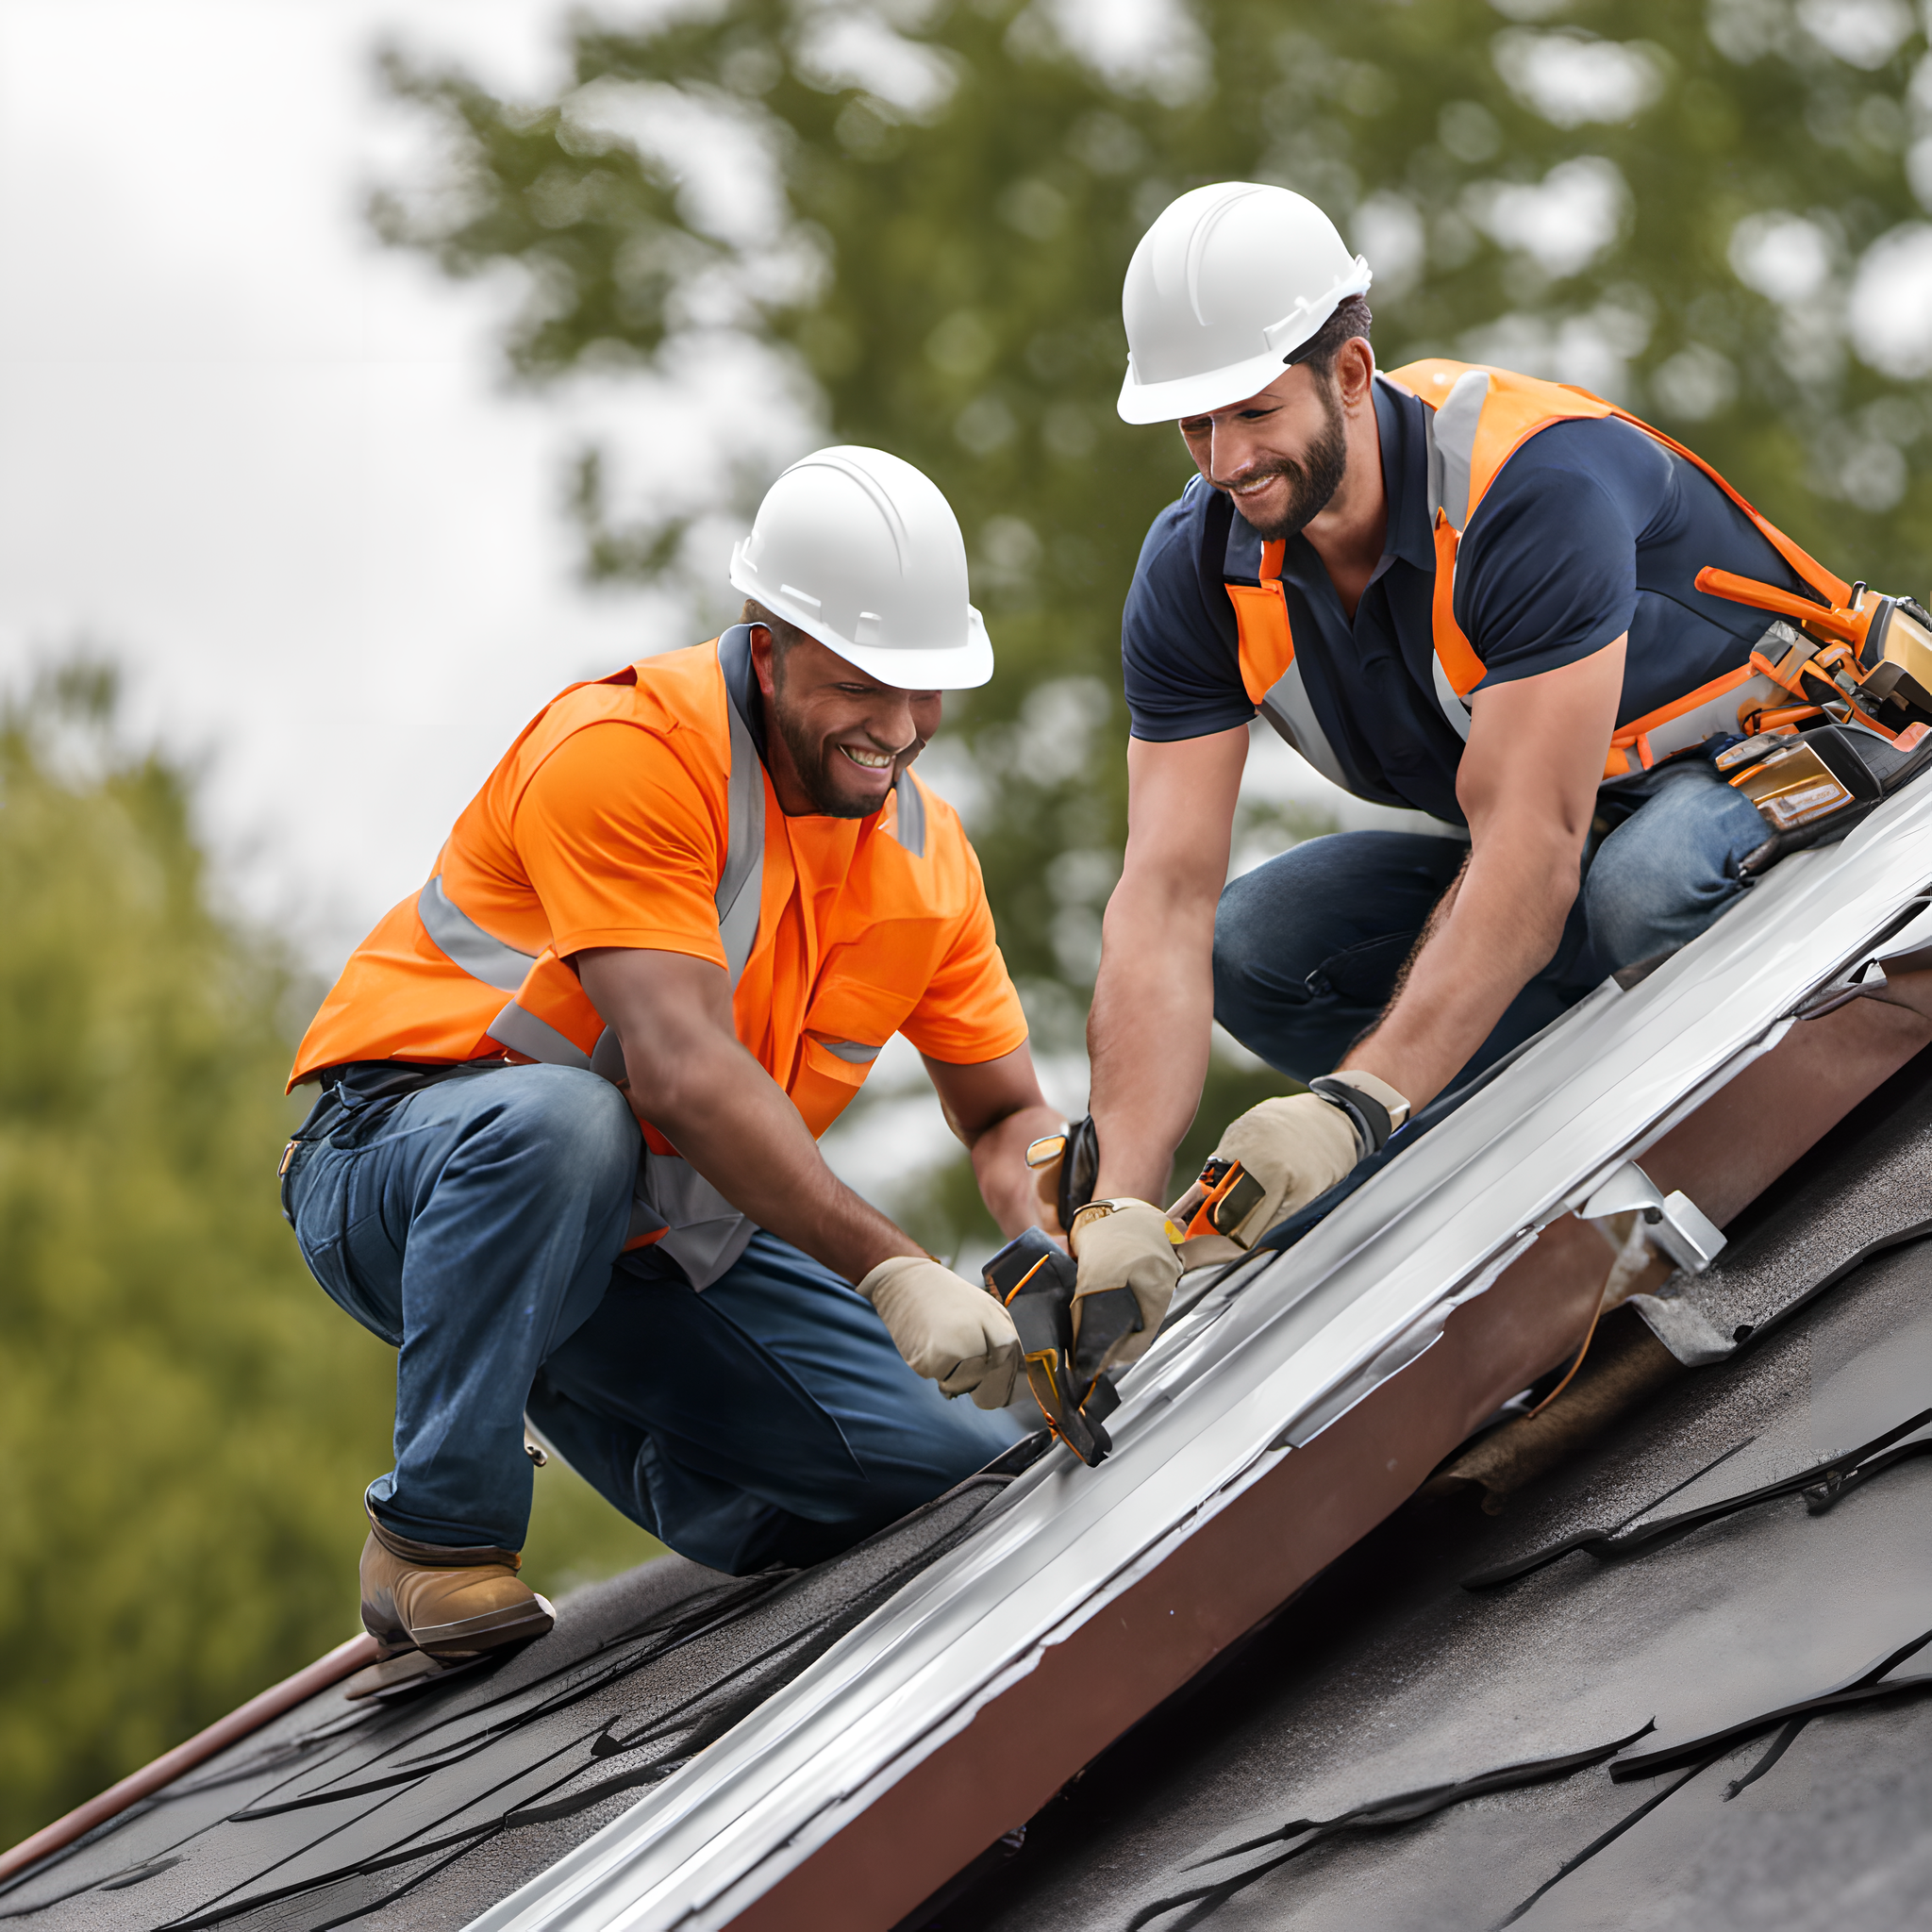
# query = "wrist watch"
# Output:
<box><xmin>1307</xmin><ymin>1072</ymin><xmax>1411</xmax><ymax>1158</ymax></box>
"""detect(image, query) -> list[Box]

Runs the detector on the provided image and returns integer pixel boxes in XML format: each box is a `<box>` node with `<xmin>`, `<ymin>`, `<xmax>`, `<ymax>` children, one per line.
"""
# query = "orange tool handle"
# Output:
<box><xmin>1185</xmin><ymin>1159</ymin><xmax>1245</xmax><ymax>1241</ymax></box>
<box><xmin>1696</xmin><ymin>566</ymin><xmax>1866</xmax><ymax>648</ymax></box>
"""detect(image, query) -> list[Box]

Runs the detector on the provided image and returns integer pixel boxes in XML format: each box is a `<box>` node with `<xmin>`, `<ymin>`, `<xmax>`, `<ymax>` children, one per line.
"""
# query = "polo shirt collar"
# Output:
<box><xmin>717</xmin><ymin>623</ymin><xmax>771</xmax><ymax>763</ymax></box>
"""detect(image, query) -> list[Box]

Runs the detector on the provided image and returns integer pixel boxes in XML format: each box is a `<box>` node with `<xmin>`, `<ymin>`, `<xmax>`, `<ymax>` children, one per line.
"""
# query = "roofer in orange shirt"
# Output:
<box><xmin>281</xmin><ymin>448</ymin><xmax>1063</xmax><ymax>1679</ymax></box>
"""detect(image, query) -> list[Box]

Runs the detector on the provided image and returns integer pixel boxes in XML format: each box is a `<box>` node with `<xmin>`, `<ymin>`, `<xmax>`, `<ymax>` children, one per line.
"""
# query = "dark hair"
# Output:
<box><xmin>1297</xmin><ymin>293</ymin><xmax>1374</xmax><ymax>379</ymax></box>
<box><xmin>741</xmin><ymin>599</ymin><xmax>811</xmax><ymax>665</ymax></box>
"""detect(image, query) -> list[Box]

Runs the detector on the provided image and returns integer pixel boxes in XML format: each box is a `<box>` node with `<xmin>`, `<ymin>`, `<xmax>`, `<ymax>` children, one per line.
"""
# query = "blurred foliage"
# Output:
<box><xmin>0</xmin><ymin>665</ymin><xmax>656</xmax><ymax>1842</ymax></box>
<box><xmin>375</xmin><ymin>0</ymin><xmax>1932</xmax><ymax>1205</ymax></box>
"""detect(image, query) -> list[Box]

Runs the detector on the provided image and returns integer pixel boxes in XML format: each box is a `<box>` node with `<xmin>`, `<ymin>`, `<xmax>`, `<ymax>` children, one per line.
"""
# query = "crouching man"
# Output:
<box><xmin>1069</xmin><ymin>182</ymin><xmax>1900</xmax><ymax>1311</ymax></box>
<box><xmin>282</xmin><ymin>446</ymin><xmax>1060</xmax><ymax>1672</ymax></box>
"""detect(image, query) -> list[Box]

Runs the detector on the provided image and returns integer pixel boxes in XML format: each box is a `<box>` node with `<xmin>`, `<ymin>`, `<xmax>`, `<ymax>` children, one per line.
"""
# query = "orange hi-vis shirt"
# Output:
<box><xmin>291</xmin><ymin>638</ymin><xmax>1028</xmax><ymax>1141</ymax></box>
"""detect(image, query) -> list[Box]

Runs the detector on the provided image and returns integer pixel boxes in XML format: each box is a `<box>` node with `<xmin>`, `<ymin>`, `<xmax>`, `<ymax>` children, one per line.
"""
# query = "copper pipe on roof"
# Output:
<box><xmin>0</xmin><ymin>1633</ymin><xmax>378</xmax><ymax>1890</ymax></box>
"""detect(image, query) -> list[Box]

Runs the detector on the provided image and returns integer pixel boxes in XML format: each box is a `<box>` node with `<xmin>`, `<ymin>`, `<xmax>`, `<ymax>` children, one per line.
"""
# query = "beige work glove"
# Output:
<box><xmin>1209</xmin><ymin>1071</ymin><xmax>1407</xmax><ymax>1248</ymax></box>
<box><xmin>1067</xmin><ymin>1198</ymin><xmax>1182</xmax><ymax>1374</ymax></box>
<box><xmin>858</xmin><ymin>1257</ymin><xmax>1021</xmax><ymax>1409</ymax></box>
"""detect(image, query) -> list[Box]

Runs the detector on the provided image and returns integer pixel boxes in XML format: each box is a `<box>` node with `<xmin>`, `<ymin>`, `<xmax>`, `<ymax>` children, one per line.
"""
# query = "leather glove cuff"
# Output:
<box><xmin>1066</xmin><ymin>1197</ymin><xmax>1182</xmax><ymax>1372</ymax></box>
<box><xmin>857</xmin><ymin>1255</ymin><xmax>1021</xmax><ymax>1409</ymax></box>
<box><xmin>1068</xmin><ymin>1196</ymin><xmax>1169</xmax><ymax>1251</ymax></box>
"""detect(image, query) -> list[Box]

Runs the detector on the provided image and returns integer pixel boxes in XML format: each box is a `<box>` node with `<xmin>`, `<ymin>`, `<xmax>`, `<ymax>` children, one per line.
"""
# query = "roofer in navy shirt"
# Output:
<box><xmin>1050</xmin><ymin>183</ymin><xmax>1884</xmax><ymax>1332</ymax></box>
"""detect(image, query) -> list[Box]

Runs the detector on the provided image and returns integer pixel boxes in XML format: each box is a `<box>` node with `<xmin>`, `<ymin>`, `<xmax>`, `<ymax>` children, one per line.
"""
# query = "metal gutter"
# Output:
<box><xmin>469</xmin><ymin>779</ymin><xmax>1932</xmax><ymax>1932</ymax></box>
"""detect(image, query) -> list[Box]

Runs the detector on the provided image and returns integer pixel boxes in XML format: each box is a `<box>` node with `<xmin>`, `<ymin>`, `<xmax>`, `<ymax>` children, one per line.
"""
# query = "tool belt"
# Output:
<box><xmin>1620</xmin><ymin>575</ymin><xmax>1932</xmax><ymax>865</ymax></box>
<box><xmin>981</xmin><ymin>1228</ymin><xmax>1123</xmax><ymax>1467</ymax></box>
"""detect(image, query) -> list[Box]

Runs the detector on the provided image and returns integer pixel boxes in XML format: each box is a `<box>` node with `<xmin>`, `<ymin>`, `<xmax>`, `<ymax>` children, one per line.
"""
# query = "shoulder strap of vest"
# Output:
<box><xmin>1391</xmin><ymin>358</ymin><xmax>1853</xmax><ymax>735</ymax></box>
<box><xmin>418</xmin><ymin>635</ymin><xmax>769</xmax><ymax>1074</ymax></box>
<box><xmin>714</xmin><ymin>625</ymin><xmax>766</xmax><ymax>989</ymax></box>
<box><xmin>1219</xmin><ymin>532</ymin><xmax>1361</xmax><ymax>792</ymax></box>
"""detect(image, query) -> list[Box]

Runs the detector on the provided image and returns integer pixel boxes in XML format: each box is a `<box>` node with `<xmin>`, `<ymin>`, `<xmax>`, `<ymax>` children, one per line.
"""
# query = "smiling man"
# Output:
<box><xmin>1060</xmin><ymin>182</ymin><xmax>1877</xmax><ymax>1319</ymax></box>
<box><xmin>282</xmin><ymin>447</ymin><xmax>1058</xmax><ymax>1678</ymax></box>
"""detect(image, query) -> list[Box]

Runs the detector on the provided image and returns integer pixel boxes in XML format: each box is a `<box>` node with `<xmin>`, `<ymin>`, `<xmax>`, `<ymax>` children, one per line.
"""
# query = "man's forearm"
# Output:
<box><xmin>968</xmin><ymin>1102</ymin><xmax>1066</xmax><ymax>1238</ymax></box>
<box><xmin>634</xmin><ymin>1035</ymin><xmax>922</xmax><ymax>1283</ymax></box>
<box><xmin>1344</xmin><ymin>835</ymin><xmax>1577</xmax><ymax>1110</ymax></box>
<box><xmin>1088</xmin><ymin>878</ymin><xmax>1217</xmax><ymax>1204</ymax></box>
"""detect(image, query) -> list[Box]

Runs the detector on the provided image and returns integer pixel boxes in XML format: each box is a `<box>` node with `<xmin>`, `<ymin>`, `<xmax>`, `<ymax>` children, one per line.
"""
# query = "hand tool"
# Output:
<box><xmin>982</xmin><ymin>1227</ymin><xmax>1124</xmax><ymax>1466</ymax></box>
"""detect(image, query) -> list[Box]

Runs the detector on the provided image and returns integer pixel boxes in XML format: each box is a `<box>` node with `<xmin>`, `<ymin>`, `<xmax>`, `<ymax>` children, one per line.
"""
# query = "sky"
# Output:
<box><xmin>0</xmin><ymin>0</ymin><xmax>657</xmax><ymax>968</ymax></box>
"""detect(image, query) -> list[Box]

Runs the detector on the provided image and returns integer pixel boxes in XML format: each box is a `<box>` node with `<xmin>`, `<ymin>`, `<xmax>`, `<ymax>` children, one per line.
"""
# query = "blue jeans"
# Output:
<box><xmin>1215</xmin><ymin>759</ymin><xmax>1770</xmax><ymax>1088</ymax></box>
<box><xmin>283</xmin><ymin>1062</ymin><xmax>1014</xmax><ymax>1574</ymax></box>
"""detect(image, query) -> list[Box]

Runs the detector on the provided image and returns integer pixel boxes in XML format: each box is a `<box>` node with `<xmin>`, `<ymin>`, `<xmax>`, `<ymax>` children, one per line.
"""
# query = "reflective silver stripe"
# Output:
<box><xmin>887</xmin><ymin>769</ymin><xmax>926</xmax><ymax>858</ymax></box>
<box><xmin>486</xmin><ymin>999</ymin><xmax>591</xmax><ymax>1071</ymax></box>
<box><xmin>417</xmin><ymin>875</ymin><xmax>537</xmax><ymax>993</ymax></box>
<box><xmin>591</xmin><ymin>1026</ymin><xmax>627</xmax><ymax>1084</ymax></box>
<box><xmin>718</xmin><ymin>668</ymin><xmax>764</xmax><ymax>989</ymax></box>
<box><xmin>427</xmin><ymin>643</ymin><xmax>765</xmax><ymax>1038</ymax></box>
<box><xmin>1259</xmin><ymin>661</ymin><xmax>1354</xmax><ymax>792</ymax></box>
<box><xmin>1422</xmin><ymin>369</ymin><xmax>1490</xmax><ymax>741</ymax></box>
<box><xmin>1425</xmin><ymin>368</ymin><xmax>1489</xmax><ymax>532</ymax></box>
<box><xmin>1431</xmin><ymin>652</ymin><xmax>1473</xmax><ymax>742</ymax></box>
<box><xmin>818</xmin><ymin>1039</ymin><xmax>881</xmax><ymax>1064</ymax></box>
<box><xmin>641</xmin><ymin>1150</ymin><xmax>758</xmax><ymax>1289</ymax></box>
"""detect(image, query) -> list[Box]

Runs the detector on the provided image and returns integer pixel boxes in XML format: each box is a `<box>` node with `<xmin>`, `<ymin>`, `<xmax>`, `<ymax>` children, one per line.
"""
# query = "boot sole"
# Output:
<box><xmin>343</xmin><ymin>1649</ymin><xmax>493</xmax><ymax>1702</ymax></box>
<box><xmin>412</xmin><ymin>1591</ymin><xmax>555</xmax><ymax>1660</ymax></box>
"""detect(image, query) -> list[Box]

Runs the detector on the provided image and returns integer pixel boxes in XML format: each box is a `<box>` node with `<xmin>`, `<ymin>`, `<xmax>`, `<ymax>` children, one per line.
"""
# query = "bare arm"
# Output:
<box><xmin>1088</xmin><ymin>726</ymin><xmax>1249</xmax><ymax>1203</ymax></box>
<box><xmin>577</xmin><ymin>948</ymin><xmax>922</xmax><ymax>1283</ymax></box>
<box><xmin>922</xmin><ymin>1044</ymin><xmax>1063</xmax><ymax>1240</ymax></box>
<box><xmin>1342</xmin><ymin>639</ymin><xmax>1625</xmax><ymax>1110</ymax></box>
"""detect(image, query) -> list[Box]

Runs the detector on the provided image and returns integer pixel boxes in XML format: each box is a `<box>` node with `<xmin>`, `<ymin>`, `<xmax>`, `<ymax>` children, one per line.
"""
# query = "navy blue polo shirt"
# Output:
<box><xmin>1121</xmin><ymin>375</ymin><xmax>1812</xmax><ymax>824</ymax></box>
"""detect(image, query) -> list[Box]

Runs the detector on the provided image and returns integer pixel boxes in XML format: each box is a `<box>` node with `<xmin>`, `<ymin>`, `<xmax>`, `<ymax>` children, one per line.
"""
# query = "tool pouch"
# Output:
<box><xmin>1721</xmin><ymin>717</ymin><xmax>1932</xmax><ymax>871</ymax></box>
<box><xmin>982</xmin><ymin>1228</ymin><xmax>1121</xmax><ymax>1468</ymax></box>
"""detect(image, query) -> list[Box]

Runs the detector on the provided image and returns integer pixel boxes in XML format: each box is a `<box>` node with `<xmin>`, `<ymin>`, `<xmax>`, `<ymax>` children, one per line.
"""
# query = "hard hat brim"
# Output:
<box><xmin>727</xmin><ymin>552</ymin><xmax>994</xmax><ymax>691</ymax></box>
<box><xmin>817</xmin><ymin>609</ymin><xmax>994</xmax><ymax>691</ymax></box>
<box><xmin>1116</xmin><ymin>342</ymin><xmax>1312</xmax><ymax>425</ymax></box>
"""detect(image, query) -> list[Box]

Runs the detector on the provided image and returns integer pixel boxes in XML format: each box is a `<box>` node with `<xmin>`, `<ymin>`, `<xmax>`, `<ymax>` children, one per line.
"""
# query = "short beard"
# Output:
<box><xmin>771</xmin><ymin>666</ymin><xmax>910</xmax><ymax>819</ymax></box>
<box><xmin>1232</xmin><ymin>373</ymin><xmax>1349</xmax><ymax>542</ymax></box>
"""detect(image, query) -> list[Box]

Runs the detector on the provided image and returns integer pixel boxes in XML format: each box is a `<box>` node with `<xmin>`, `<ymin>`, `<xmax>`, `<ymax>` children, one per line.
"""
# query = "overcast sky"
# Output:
<box><xmin>0</xmin><ymin>0</ymin><xmax>675</xmax><ymax>969</ymax></box>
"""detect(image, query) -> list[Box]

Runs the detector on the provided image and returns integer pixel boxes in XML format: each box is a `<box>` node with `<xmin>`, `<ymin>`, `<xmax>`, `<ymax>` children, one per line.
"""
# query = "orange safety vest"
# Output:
<box><xmin>1226</xmin><ymin>359</ymin><xmax>1872</xmax><ymax>787</ymax></box>
<box><xmin>291</xmin><ymin>630</ymin><xmax>1020</xmax><ymax>1285</ymax></box>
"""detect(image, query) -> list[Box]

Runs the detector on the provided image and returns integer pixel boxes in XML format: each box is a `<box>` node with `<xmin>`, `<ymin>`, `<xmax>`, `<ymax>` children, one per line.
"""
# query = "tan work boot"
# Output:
<box><xmin>358</xmin><ymin>1505</ymin><xmax>555</xmax><ymax>1662</ymax></box>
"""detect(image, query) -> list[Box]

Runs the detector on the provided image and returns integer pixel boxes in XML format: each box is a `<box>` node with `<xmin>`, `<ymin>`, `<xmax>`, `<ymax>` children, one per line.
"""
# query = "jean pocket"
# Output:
<box><xmin>1309</xmin><ymin>931</ymin><xmax>1415</xmax><ymax>1005</ymax></box>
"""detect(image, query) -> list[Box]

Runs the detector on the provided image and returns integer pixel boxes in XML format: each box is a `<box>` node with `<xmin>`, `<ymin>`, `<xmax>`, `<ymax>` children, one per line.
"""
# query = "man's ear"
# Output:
<box><xmin>747</xmin><ymin>624</ymin><xmax>778</xmax><ymax>699</ymax></box>
<box><xmin>1337</xmin><ymin>336</ymin><xmax>1376</xmax><ymax>408</ymax></box>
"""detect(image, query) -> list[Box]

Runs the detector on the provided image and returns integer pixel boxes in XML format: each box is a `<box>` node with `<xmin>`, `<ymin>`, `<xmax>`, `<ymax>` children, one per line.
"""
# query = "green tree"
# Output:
<box><xmin>374</xmin><ymin>0</ymin><xmax>1932</xmax><ymax>1239</ymax></box>
<box><xmin>0</xmin><ymin>666</ymin><xmax>656</xmax><ymax>1843</ymax></box>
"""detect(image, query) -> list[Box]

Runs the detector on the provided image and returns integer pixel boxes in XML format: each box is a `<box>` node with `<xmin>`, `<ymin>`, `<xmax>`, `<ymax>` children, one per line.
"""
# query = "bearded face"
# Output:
<box><xmin>758</xmin><ymin>628</ymin><xmax>940</xmax><ymax>820</ymax></box>
<box><xmin>1177</xmin><ymin>356</ymin><xmax>1361</xmax><ymax>545</ymax></box>
<box><xmin>1225</xmin><ymin>373</ymin><xmax>1350</xmax><ymax>541</ymax></box>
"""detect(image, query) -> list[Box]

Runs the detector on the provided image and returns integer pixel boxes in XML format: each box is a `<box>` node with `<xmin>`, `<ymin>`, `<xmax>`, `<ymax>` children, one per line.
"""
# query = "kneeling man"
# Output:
<box><xmin>283</xmin><ymin>446</ymin><xmax>1058</xmax><ymax>1668</ymax></box>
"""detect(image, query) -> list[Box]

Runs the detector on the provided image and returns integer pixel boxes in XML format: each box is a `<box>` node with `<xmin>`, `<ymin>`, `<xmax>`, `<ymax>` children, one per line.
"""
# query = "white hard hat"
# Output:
<box><xmin>1116</xmin><ymin>182</ymin><xmax>1373</xmax><ymax>425</ymax></box>
<box><xmin>727</xmin><ymin>446</ymin><xmax>991</xmax><ymax>691</ymax></box>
